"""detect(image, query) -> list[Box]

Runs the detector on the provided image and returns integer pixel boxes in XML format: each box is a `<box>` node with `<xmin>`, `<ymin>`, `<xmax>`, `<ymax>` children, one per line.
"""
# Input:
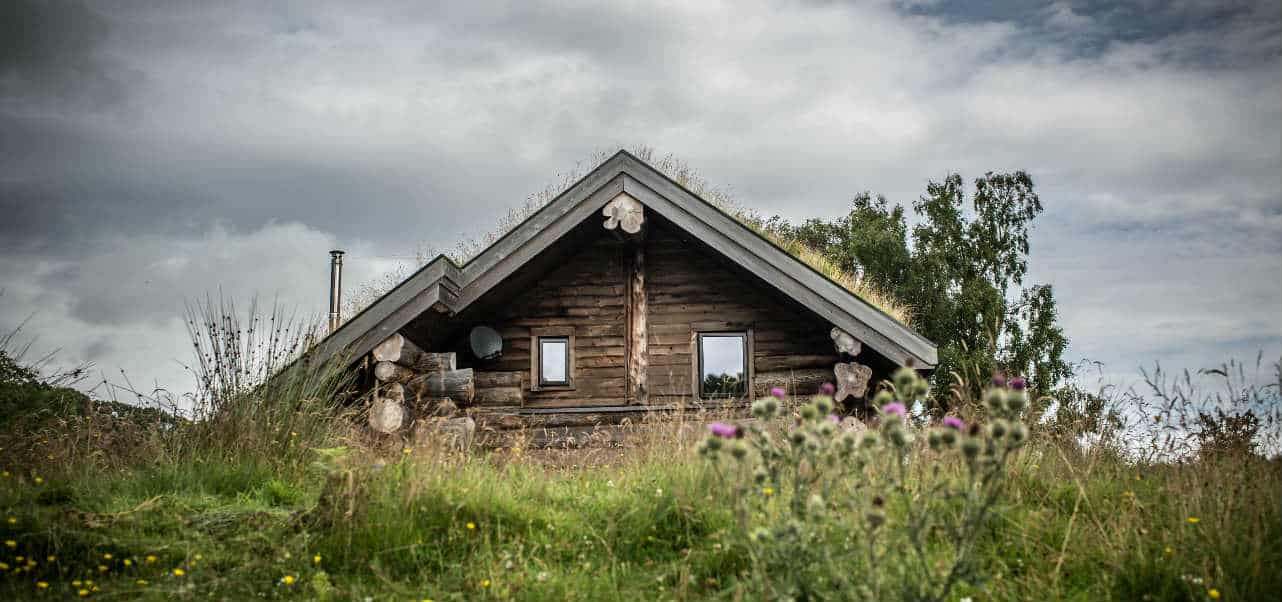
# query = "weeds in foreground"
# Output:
<box><xmin>0</xmin><ymin>307</ymin><xmax>1278</xmax><ymax>599</ymax></box>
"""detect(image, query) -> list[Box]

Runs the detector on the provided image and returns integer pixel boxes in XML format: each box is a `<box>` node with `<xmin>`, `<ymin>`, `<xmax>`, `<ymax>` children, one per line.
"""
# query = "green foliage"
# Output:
<box><xmin>778</xmin><ymin>173</ymin><xmax>1071</xmax><ymax>407</ymax></box>
<box><xmin>699</xmin><ymin>369</ymin><xmax>1029</xmax><ymax>601</ymax></box>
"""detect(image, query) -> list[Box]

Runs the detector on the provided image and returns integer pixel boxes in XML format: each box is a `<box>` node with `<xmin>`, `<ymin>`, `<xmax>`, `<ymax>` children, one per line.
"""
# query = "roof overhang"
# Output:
<box><xmin>308</xmin><ymin>151</ymin><xmax>938</xmax><ymax>369</ymax></box>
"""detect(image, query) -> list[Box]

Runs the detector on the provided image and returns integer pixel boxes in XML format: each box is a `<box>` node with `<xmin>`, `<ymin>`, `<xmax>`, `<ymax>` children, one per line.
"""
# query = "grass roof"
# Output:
<box><xmin>348</xmin><ymin>147</ymin><xmax>912</xmax><ymax>325</ymax></box>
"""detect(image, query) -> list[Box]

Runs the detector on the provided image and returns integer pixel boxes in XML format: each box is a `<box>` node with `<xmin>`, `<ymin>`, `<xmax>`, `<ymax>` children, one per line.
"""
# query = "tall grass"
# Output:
<box><xmin>1</xmin><ymin>303</ymin><xmax>1278</xmax><ymax>599</ymax></box>
<box><xmin>174</xmin><ymin>296</ymin><xmax>358</xmax><ymax>467</ymax></box>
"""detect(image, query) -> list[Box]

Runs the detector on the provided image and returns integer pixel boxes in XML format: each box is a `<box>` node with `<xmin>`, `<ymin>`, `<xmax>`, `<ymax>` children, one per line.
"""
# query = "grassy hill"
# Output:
<box><xmin>1</xmin><ymin>343</ymin><xmax>1278</xmax><ymax>600</ymax></box>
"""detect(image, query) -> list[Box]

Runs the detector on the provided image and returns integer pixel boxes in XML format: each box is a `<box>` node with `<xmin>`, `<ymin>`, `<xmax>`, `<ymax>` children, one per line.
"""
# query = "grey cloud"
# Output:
<box><xmin>0</xmin><ymin>0</ymin><xmax>1277</xmax><ymax>395</ymax></box>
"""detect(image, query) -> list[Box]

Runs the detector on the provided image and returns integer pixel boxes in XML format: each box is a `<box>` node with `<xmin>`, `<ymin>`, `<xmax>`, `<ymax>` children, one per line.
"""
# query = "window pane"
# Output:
<box><xmin>701</xmin><ymin>334</ymin><xmax>746</xmax><ymax>397</ymax></box>
<box><xmin>540</xmin><ymin>339</ymin><xmax>568</xmax><ymax>384</ymax></box>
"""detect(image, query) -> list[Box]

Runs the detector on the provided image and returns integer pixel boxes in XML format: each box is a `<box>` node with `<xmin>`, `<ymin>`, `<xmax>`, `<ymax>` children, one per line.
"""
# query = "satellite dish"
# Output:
<box><xmin>469</xmin><ymin>325</ymin><xmax>503</xmax><ymax>361</ymax></box>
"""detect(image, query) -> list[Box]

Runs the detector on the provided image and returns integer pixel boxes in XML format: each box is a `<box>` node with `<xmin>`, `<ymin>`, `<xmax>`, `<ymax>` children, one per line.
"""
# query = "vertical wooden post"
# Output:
<box><xmin>628</xmin><ymin>243</ymin><xmax>648</xmax><ymax>404</ymax></box>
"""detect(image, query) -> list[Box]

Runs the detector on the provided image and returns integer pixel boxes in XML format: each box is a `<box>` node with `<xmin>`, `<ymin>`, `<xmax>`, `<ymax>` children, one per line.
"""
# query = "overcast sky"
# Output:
<box><xmin>2</xmin><ymin>0</ymin><xmax>1279</xmax><ymax>400</ymax></box>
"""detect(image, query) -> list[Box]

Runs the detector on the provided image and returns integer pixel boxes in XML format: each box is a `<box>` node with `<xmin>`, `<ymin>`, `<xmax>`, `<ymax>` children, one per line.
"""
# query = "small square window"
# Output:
<box><xmin>698</xmin><ymin>332</ymin><xmax>747</xmax><ymax>398</ymax></box>
<box><xmin>538</xmin><ymin>337</ymin><xmax>570</xmax><ymax>387</ymax></box>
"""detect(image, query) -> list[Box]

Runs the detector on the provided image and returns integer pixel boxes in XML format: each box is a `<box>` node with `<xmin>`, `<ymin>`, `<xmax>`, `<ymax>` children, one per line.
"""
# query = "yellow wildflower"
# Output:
<box><xmin>123</xmin><ymin>559</ymin><xmax>132</xmax><ymax>566</ymax></box>
<box><xmin>33</xmin><ymin>476</ymin><xmax>43</xmax><ymax>484</ymax></box>
<box><xmin>6</xmin><ymin>516</ymin><xmax>15</xmax><ymax>524</ymax></box>
<box><xmin>172</xmin><ymin>568</ymin><xmax>185</xmax><ymax>577</ymax></box>
<box><xmin>403</xmin><ymin>448</ymin><xmax>413</xmax><ymax>455</ymax></box>
<box><xmin>73</xmin><ymin>580</ymin><xmax>82</xmax><ymax>586</ymax></box>
<box><xmin>1164</xmin><ymin>546</ymin><xmax>1174</xmax><ymax>554</ymax></box>
<box><xmin>1208</xmin><ymin>588</ymin><xmax>1220</xmax><ymax>599</ymax></box>
<box><xmin>47</xmin><ymin>555</ymin><xmax>56</xmax><ymax>562</ymax></box>
<box><xmin>2</xmin><ymin>470</ymin><xmax>9</xmax><ymax>477</ymax></box>
<box><xmin>481</xmin><ymin>579</ymin><xmax>491</xmax><ymax>588</ymax></box>
<box><xmin>98</xmin><ymin>564</ymin><xmax>108</xmax><ymax>572</ymax></box>
<box><xmin>0</xmin><ymin>563</ymin><xmax>8</xmax><ymax>570</ymax></box>
<box><xmin>77</xmin><ymin>589</ymin><xmax>90</xmax><ymax>597</ymax></box>
<box><xmin>313</xmin><ymin>554</ymin><xmax>322</xmax><ymax>565</ymax></box>
<box><xmin>136</xmin><ymin>579</ymin><xmax>149</xmax><ymax>585</ymax></box>
<box><xmin>763</xmin><ymin>487</ymin><xmax>774</xmax><ymax>496</ymax></box>
<box><xmin>145</xmin><ymin>555</ymin><xmax>157</xmax><ymax>564</ymax></box>
<box><xmin>36</xmin><ymin>581</ymin><xmax>48</xmax><ymax>589</ymax></box>
<box><xmin>1187</xmin><ymin>517</ymin><xmax>1200</xmax><ymax>524</ymax></box>
<box><xmin>466</xmin><ymin>522</ymin><xmax>476</xmax><ymax>530</ymax></box>
<box><xmin>282</xmin><ymin>575</ymin><xmax>296</xmax><ymax>585</ymax></box>
<box><xmin>4</xmin><ymin>540</ymin><xmax>15</xmax><ymax>548</ymax></box>
<box><xmin>103</xmin><ymin>553</ymin><xmax>112</xmax><ymax>560</ymax></box>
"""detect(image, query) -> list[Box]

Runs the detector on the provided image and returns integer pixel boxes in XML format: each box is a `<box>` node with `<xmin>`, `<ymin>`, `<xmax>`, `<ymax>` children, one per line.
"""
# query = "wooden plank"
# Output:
<box><xmin>475</xmin><ymin>371</ymin><xmax>522</xmax><ymax>388</ymax></box>
<box><xmin>755</xmin><ymin>354</ymin><xmax>836</xmax><ymax>372</ymax></box>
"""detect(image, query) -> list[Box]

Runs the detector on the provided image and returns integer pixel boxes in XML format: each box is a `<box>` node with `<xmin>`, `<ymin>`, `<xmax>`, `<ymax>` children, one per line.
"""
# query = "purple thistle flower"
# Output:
<box><xmin>881</xmin><ymin>403</ymin><xmax>907</xmax><ymax>418</ymax></box>
<box><xmin>820</xmin><ymin>382</ymin><xmax>836</xmax><ymax>396</ymax></box>
<box><xmin>943</xmin><ymin>416</ymin><xmax>965</xmax><ymax>430</ymax></box>
<box><xmin>708</xmin><ymin>422</ymin><xmax>738</xmax><ymax>438</ymax></box>
<box><xmin>991</xmin><ymin>374</ymin><xmax>1006</xmax><ymax>388</ymax></box>
<box><xmin>1010</xmin><ymin>377</ymin><xmax>1027</xmax><ymax>391</ymax></box>
<box><xmin>827</xmin><ymin>414</ymin><xmax>841</xmax><ymax>423</ymax></box>
<box><xmin>770</xmin><ymin>387</ymin><xmax>787</xmax><ymax>400</ymax></box>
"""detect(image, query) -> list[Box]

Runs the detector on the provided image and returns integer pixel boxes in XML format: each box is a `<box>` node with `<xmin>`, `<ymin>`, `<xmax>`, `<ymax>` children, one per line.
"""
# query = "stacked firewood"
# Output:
<box><xmin>368</xmin><ymin>334</ymin><xmax>474</xmax><ymax>434</ymax></box>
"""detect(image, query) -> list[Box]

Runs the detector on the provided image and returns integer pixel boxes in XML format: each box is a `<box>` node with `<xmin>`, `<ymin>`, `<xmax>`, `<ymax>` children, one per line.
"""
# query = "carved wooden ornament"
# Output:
<box><xmin>833</xmin><ymin>361</ymin><xmax>873</xmax><ymax>402</ymax></box>
<box><xmin>830</xmin><ymin>327</ymin><xmax>862</xmax><ymax>357</ymax></box>
<box><xmin>603</xmin><ymin>193</ymin><xmax>645</xmax><ymax>234</ymax></box>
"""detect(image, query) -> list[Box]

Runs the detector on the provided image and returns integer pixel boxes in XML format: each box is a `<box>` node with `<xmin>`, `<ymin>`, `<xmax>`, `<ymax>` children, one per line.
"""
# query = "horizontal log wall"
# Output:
<box><xmin>465</xmin><ymin>235</ymin><xmax>631</xmax><ymax>408</ymax></box>
<box><xmin>645</xmin><ymin>227</ymin><xmax>839</xmax><ymax>403</ymax></box>
<box><xmin>445</xmin><ymin>223</ymin><xmax>843</xmax><ymax>409</ymax></box>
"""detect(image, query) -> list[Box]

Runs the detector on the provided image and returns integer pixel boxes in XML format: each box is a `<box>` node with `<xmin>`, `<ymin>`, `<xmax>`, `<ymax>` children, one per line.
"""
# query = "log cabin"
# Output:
<box><xmin>306</xmin><ymin>151</ymin><xmax>937</xmax><ymax>442</ymax></box>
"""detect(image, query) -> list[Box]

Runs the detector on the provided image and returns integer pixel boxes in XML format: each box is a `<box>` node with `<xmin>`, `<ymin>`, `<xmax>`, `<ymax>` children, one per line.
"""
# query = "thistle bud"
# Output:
<box><xmin>800</xmin><ymin>405</ymin><xmax>818</xmax><ymax>421</ymax></box>
<box><xmin>983</xmin><ymin>388</ymin><xmax>1005</xmax><ymax>411</ymax></box>
<box><xmin>754</xmin><ymin>468</ymin><xmax>768</xmax><ymax>484</ymax></box>
<box><xmin>888</xmin><ymin>425</ymin><xmax>908</xmax><ymax>448</ymax></box>
<box><xmin>730</xmin><ymin>440</ymin><xmax>748</xmax><ymax>460</ymax></box>
<box><xmin>750</xmin><ymin>527</ymin><xmax>772</xmax><ymax>543</ymax></box>
<box><xmin>861</xmin><ymin>431</ymin><xmax>881</xmax><ymax>449</ymax></box>
<box><xmin>989</xmin><ymin>419</ymin><xmax>1007</xmax><ymax>439</ymax></box>
<box><xmin>706</xmin><ymin>435</ymin><xmax>724</xmax><ymax>451</ymax></box>
<box><xmin>873</xmin><ymin>389</ymin><xmax>894</xmax><ymax>408</ymax></box>
<box><xmin>805</xmin><ymin>436</ymin><xmax>820</xmax><ymax>452</ymax></box>
<box><xmin>790</xmin><ymin>430</ymin><xmax>807</xmax><ymax>446</ymax></box>
<box><xmin>913</xmin><ymin>378</ymin><xmax>930</xmax><ymax>399</ymax></box>
<box><xmin>927</xmin><ymin>430</ymin><xmax>943</xmax><ymax>451</ymax></box>
<box><xmin>893</xmin><ymin>366</ymin><xmax>917</xmax><ymax>392</ymax></box>
<box><xmin>764</xmin><ymin>398</ymin><xmax>780</xmax><ymax>416</ymax></box>
<box><xmin>1009</xmin><ymin>422</ymin><xmax>1027</xmax><ymax>444</ymax></box>
<box><xmin>751</xmin><ymin>400</ymin><xmax>768</xmax><ymax>418</ymax></box>
<box><xmin>961</xmin><ymin>438</ymin><xmax>981</xmax><ymax>458</ymax></box>
<box><xmin>818</xmin><ymin>421</ymin><xmax>837</xmax><ymax>438</ymax></box>
<box><xmin>838</xmin><ymin>432</ymin><xmax>857</xmax><ymax>455</ymax></box>
<box><xmin>940</xmin><ymin>428</ymin><xmax>958</xmax><ymax>447</ymax></box>
<box><xmin>1005</xmin><ymin>390</ymin><xmax>1027</xmax><ymax>414</ymax></box>
<box><xmin>814</xmin><ymin>396</ymin><xmax>833</xmax><ymax>415</ymax></box>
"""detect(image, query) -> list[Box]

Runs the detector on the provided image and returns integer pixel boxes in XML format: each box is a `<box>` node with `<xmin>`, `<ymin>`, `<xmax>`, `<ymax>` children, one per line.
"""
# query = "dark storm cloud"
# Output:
<box><xmin>0</xmin><ymin>0</ymin><xmax>1277</xmax><ymax>398</ymax></box>
<box><xmin>0</xmin><ymin>0</ymin><xmax>132</xmax><ymax>111</ymax></box>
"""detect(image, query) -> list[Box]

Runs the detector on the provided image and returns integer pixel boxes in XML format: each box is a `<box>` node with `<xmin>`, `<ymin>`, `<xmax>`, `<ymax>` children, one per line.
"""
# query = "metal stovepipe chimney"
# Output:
<box><xmin>328</xmin><ymin>250</ymin><xmax>345</xmax><ymax>333</ymax></box>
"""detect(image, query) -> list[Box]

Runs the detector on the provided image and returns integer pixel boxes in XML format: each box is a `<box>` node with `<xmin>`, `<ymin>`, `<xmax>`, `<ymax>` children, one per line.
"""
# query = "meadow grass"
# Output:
<box><xmin>1</xmin><ymin>413</ymin><xmax>1277</xmax><ymax>601</ymax></box>
<box><xmin>1</xmin><ymin>307</ymin><xmax>1277</xmax><ymax>600</ymax></box>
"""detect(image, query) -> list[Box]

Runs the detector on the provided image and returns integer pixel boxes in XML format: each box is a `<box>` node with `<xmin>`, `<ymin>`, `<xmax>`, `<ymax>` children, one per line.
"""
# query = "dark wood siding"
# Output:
<box><xmin>645</xmin><ymin>226</ymin><xmax>839</xmax><ymax>404</ymax></box>
<box><xmin>441</xmin><ymin>221</ymin><xmax>850</xmax><ymax>409</ymax></box>
<box><xmin>469</xmin><ymin>234</ymin><xmax>630</xmax><ymax>408</ymax></box>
